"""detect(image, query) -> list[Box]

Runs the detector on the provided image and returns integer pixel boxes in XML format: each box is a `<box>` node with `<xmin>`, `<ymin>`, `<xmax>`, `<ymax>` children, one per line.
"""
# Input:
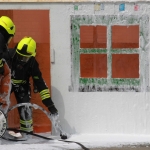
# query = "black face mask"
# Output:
<box><xmin>16</xmin><ymin>63</ymin><xmax>25</xmax><ymax>70</ymax></box>
<box><xmin>16</xmin><ymin>56</ymin><xmax>27</xmax><ymax>69</ymax></box>
<box><xmin>18</xmin><ymin>61</ymin><xmax>26</xmax><ymax>66</ymax></box>
<box><xmin>17</xmin><ymin>53</ymin><xmax>31</xmax><ymax>66</ymax></box>
<box><xmin>17</xmin><ymin>54</ymin><xmax>30</xmax><ymax>63</ymax></box>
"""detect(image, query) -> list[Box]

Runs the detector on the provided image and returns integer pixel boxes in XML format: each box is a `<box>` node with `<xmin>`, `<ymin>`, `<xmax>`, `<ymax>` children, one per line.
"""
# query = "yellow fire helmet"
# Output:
<box><xmin>16</xmin><ymin>37</ymin><xmax>36</xmax><ymax>57</ymax></box>
<box><xmin>0</xmin><ymin>16</ymin><xmax>15</xmax><ymax>36</ymax></box>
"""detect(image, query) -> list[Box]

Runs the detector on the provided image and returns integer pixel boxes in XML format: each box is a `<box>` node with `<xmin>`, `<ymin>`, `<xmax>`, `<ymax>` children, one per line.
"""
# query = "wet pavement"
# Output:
<box><xmin>83</xmin><ymin>144</ymin><xmax>150</xmax><ymax>150</ymax></box>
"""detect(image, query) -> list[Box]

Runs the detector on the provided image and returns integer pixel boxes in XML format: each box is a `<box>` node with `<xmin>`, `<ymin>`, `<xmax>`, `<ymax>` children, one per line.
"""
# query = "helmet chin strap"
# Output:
<box><xmin>16</xmin><ymin>54</ymin><xmax>27</xmax><ymax>67</ymax></box>
<box><xmin>17</xmin><ymin>62</ymin><xmax>26</xmax><ymax>70</ymax></box>
<box><xmin>16</xmin><ymin>59</ymin><xmax>26</xmax><ymax>70</ymax></box>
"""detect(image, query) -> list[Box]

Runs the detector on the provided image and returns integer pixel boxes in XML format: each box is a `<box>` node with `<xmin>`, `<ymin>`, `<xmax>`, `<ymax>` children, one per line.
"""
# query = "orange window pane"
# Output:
<box><xmin>80</xmin><ymin>25</ymin><xmax>107</xmax><ymax>48</ymax></box>
<box><xmin>80</xmin><ymin>26</ymin><xmax>94</xmax><ymax>48</ymax></box>
<box><xmin>80</xmin><ymin>54</ymin><xmax>107</xmax><ymax>78</ymax></box>
<box><xmin>96</xmin><ymin>26</ymin><xmax>107</xmax><ymax>48</ymax></box>
<box><xmin>112</xmin><ymin>25</ymin><xmax>139</xmax><ymax>48</ymax></box>
<box><xmin>112</xmin><ymin>54</ymin><xmax>139</xmax><ymax>78</ymax></box>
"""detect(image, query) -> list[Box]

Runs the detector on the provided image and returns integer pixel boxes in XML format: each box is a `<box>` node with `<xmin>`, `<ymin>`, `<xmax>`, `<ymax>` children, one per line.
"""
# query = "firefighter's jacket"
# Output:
<box><xmin>0</xmin><ymin>33</ymin><xmax>12</xmax><ymax>110</ymax></box>
<box><xmin>0</xmin><ymin>33</ymin><xmax>8</xmax><ymax>73</ymax></box>
<box><xmin>6</xmin><ymin>48</ymin><xmax>54</xmax><ymax>108</ymax></box>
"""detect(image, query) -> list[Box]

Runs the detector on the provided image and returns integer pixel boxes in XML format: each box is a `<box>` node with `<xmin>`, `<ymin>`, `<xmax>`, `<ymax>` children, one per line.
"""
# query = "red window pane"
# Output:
<box><xmin>80</xmin><ymin>54</ymin><xmax>107</xmax><ymax>78</ymax></box>
<box><xmin>80</xmin><ymin>26</ymin><xmax>94</xmax><ymax>48</ymax></box>
<box><xmin>112</xmin><ymin>54</ymin><xmax>139</xmax><ymax>78</ymax></box>
<box><xmin>112</xmin><ymin>25</ymin><xmax>139</xmax><ymax>48</ymax></box>
<box><xmin>96</xmin><ymin>26</ymin><xmax>107</xmax><ymax>48</ymax></box>
<box><xmin>80</xmin><ymin>25</ymin><xmax>107</xmax><ymax>48</ymax></box>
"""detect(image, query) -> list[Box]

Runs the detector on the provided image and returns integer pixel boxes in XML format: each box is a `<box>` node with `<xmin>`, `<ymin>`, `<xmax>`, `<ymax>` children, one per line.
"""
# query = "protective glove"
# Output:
<box><xmin>48</xmin><ymin>104</ymin><xmax>58</xmax><ymax>115</ymax></box>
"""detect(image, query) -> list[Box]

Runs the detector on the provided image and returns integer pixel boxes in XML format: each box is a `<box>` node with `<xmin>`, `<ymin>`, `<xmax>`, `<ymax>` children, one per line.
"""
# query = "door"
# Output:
<box><xmin>0</xmin><ymin>10</ymin><xmax>51</xmax><ymax>133</ymax></box>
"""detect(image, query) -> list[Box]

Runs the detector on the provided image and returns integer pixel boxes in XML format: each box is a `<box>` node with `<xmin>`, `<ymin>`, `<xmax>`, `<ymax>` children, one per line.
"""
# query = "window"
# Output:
<box><xmin>71</xmin><ymin>15</ymin><xmax>149</xmax><ymax>92</ymax></box>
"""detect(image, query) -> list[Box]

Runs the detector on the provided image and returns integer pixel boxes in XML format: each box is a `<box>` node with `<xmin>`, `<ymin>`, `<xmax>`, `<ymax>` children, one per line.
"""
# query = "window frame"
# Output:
<box><xmin>71</xmin><ymin>15</ymin><xmax>149</xmax><ymax>92</ymax></box>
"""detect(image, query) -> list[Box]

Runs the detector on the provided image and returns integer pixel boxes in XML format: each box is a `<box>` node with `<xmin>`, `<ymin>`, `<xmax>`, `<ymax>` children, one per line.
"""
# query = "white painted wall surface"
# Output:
<box><xmin>0</xmin><ymin>2</ymin><xmax>150</xmax><ymax>135</ymax></box>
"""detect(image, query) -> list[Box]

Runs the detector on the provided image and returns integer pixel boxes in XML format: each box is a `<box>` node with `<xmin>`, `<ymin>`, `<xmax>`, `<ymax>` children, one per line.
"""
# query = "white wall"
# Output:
<box><xmin>50</xmin><ymin>2</ymin><xmax>150</xmax><ymax>135</ymax></box>
<box><xmin>1</xmin><ymin>2</ymin><xmax>150</xmax><ymax>135</ymax></box>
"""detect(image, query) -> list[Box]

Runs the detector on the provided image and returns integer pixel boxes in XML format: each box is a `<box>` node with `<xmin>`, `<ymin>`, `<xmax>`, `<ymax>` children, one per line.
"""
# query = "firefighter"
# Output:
<box><xmin>9</xmin><ymin>36</ymin><xmax>58</xmax><ymax>138</ymax></box>
<box><xmin>0</xmin><ymin>16</ymin><xmax>15</xmax><ymax>112</ymax></box>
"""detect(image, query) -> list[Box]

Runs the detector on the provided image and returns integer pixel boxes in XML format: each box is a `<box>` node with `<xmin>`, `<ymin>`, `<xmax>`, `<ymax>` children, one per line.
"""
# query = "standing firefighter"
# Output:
<box><xmin>8</xmin><ymin>37</ymin><xmax>58</xmax><ymax>139</ymax></box>
<box><xmin>0</xmin><ymin>16</ymin><xmax>15</xmax><ymax>113</ymax></box>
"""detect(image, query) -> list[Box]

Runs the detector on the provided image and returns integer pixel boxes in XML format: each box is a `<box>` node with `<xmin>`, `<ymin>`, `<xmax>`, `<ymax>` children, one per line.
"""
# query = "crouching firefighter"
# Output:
<box><xmin>7</xmin><ymin>37</ymin><xmax>58</xmax><ymax>139</ymax></box>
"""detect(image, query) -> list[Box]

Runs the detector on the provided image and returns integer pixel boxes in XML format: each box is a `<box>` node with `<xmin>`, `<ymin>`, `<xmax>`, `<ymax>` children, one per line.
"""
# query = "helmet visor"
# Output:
<box><xmin>17</xmin><ymin>54</ymin><xmax>30</xmax><ymax>63</ymax></box>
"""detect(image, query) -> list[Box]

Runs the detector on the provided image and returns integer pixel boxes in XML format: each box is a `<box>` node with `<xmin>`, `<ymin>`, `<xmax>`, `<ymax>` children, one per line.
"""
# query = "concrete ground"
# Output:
<box><xmin>90</xmin><ymin>148</ymin><xmax>150</xmax><ymax>150</ymax></box>
<box><xmin>83</xmin><ymin>144</ymin><xmax>150</xmax><ymax>150</ymax></box>
<box><xmin>1</xmin><ymin>133</ymin><xmax>150</xmax><ymax>150</ymax></box>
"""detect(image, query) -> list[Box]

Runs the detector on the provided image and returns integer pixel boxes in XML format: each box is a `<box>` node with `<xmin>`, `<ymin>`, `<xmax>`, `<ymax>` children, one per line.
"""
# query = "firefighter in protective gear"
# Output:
<box><xmin>0</xmin><ymin>16</ymin><xmax>15</xmax><ymax>75</ymax></box>
<box><xmin>0</xmin><ymin>16</ymin><xmax>15</xmax><ymax>112</ymax></box>
<box><xmin>9</xmin><ymin>37</ymin><xmax>58</xmax><ymax>133</ymax></box>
